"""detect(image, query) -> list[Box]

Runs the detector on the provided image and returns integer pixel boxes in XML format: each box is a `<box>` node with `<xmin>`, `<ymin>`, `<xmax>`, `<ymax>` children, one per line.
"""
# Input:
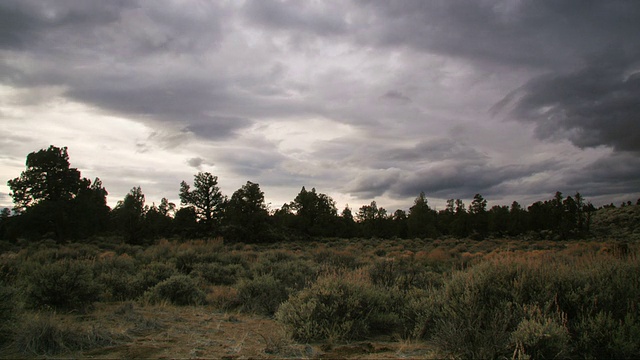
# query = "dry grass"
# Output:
<box><xmin>2</xmin><ymin>237</ymin><xmax>639</xmax><ymax>358</ymax></box>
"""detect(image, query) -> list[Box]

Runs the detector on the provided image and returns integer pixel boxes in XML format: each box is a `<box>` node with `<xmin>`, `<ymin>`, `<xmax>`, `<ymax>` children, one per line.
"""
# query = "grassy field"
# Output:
<box><xmin>1</xmin><ymin>236</ymin><xmax>638</xmax><ymax>359</ymax></box>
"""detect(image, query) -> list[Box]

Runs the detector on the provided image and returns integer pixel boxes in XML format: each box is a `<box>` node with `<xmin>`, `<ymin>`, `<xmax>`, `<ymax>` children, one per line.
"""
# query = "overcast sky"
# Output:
<box><xmin>1</xmin><ymin>0</ymin><xmax>639</xmax><ymax>213</ymax></box>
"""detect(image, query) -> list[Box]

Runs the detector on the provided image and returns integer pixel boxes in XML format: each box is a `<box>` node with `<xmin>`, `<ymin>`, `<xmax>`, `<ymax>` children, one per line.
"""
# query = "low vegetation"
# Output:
<box><xmin>0</xmin><ymin>236</ymin><xmax>638</xmax><ymax>358</ymax></box>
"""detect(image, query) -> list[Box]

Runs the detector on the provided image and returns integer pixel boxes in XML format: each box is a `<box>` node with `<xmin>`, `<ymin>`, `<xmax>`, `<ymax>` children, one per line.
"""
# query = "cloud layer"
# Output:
<box><xmin>1</xmin><ymin>0</ymin><xmax>639</xmax><ymax>210</ymax></box>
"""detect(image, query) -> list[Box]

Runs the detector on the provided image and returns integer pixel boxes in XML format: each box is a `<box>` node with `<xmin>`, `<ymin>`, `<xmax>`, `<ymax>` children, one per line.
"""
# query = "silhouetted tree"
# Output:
<box><xmin>0</xmin><ymin>208</ymin><xmax>12</xmax><ymax>240</ymax></box>
<box><xmin>272</xmin><ymin>203</ymin><xmax>296</xmax><ymax>235</ymax></box>
<box><xmin>144</xmin><ymin>198</ymin><xmax>175</xmax><ymax>240</ymax></box>
<box><xmin>224</xmin><ymin>181</ymin><xmax>270</xmax><ymax>242</ymax></box>
<box><xmin>112</xmin><ymin>186</ymin><xmax>147</xmax><ymax>244</ymax></box>
<box><xmin>508</xmin><ymin>201</ymin><xmax>527</xmax><ymax>236</ymax></box>
<box><xmin>173</xmin><ymin>206</ymin><xmax>199</xmax><ymax>239</ymax></box>
<box><xmin>488</xmin><ymin>205</ymin><xmax>509</xmax><ymax>236</ymax></box>
<box><xmin>159</xmin><ymin>197</ymin><xmax>176</xmax><ymax>217</ymax></box>
<box><xmin>437</xmin><ymin>199</ymin><xmax>456</xmax><ymax>236</ymax></box>
<box><xmin>357</xmin><ymin>201</ymin><xmax>389</xmax><ymax>238</ymax></box>
<box><xmin>7</xmin><ymin>146</ymin><xmax>88</xmax><ymax>213</ymax></box>
<box><xmin>6</xmin><ymin>146</ymin><xmax>108</xmax><ymax>240</ymax></box>
<box><xmin>180</xmin><ymin>172</ymin><xmax>226</xmax><ymax>233</ymax></box>
<box><xmin>289</xmin><ymin>187</ymin><xmax>338</xmax><ymax>237</ymax></box>
<box><xmin>68</xmin><ymin>178</ymin><xmax>110</xmax><ymax>239</ymax></box>
<box><xmin>451</xmin><ymin>199</ymin><xmax>469</xmax><ymax>238</ymax></box>
<box><xmin>407</xmin><ymin>192</ymin><xmax>437</xmax><ymax>238</ymax></box>
<box><xmin>392</xmin><ymin>209</ymin><xmax>409</xmax><ymax>238</ymax></box>
<box><xmin>338</xmin><ymin>205</ymin><xmax>357</xmax><ymax>238</ymax></box>
<box><xmin>469</xmin><ymin>194</ymin><xmax>488</xmax><ymax>239</ymax></box>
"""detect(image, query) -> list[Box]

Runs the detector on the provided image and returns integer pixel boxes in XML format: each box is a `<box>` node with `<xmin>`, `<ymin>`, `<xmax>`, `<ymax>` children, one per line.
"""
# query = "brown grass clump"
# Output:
<box><xmin>207</xmin><ymin>286</ymin><xmax>240</xmax><ymax>310</ymax></box>
<box><xmin>14</xmin><ymin>313</ymin><xmax>119</xmax><ymax>356</ymax></box>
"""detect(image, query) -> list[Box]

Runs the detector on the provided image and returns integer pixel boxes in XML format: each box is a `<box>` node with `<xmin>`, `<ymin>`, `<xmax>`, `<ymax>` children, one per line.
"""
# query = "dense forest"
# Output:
<box><xmin>2</xmin><ymin>145</ymin><xmax>638</xmax><ymax>243</ymax></box>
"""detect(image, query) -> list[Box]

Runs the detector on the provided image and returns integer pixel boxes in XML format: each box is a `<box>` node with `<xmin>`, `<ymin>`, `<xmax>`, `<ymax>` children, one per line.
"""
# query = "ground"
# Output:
<box><xmin>2</xmin><ymin>302</ymin><xmax>436</xmax><ymax>359</ymax></box>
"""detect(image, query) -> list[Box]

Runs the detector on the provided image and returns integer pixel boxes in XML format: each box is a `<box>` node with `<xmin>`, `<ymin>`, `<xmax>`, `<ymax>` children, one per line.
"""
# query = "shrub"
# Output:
<box><xmin>135</xmin><ymin>261</ymin><xmax>178</xmax><ymax>292</ymax></box>
<box><xmin>192</xmin><ymin>262</ymin><xmax>246</xmax><ymax>285</ymax></box>
<box><xmin>0</xmin><ymin>282</ymin><xmax>18</xmax><ymax>345</ymax></box>
<box><xmin>414</xmin><ymin>253</ymin><xmax>640</xmax><ymax>359</ymax></box>
<box><xmin>252</xmin><ymin>258</ymin><xmax>318</xmax><ymax>291</ymax></box>
<box><xmin>369</xmin><ymin>257</ymin><xmax>442</xmax><ymax>291</ymax></box>
<box><xmin>425</xmin><ymin>262</ymin><xmax>523</xmax><ymax>359</ymax></box>
<box><xmin>94</xmin><ymin>254</ymin><xmax>138</xmax><ymax>301</ymax></box>
<box><xmin>207</xmin><ymin>286</ymin><xmax>241</xmax><ymax>310</ymax></box>
<box><xmin>313</xmin><ymin>249</ymin><xmax>359</xmax><ymax>269</ymax></box>
<box><xmin>276</xmin><ymin>272</ymin><xmax>404</xmax><ymax>342</ymax></box>
<box><xmin>144</xmin><ymin>275</ymin><xmax>206</xmax><ymax>306</ymax></box>
<box><xmin>23</xmin><ymin>260</ymin><xmax>100</xmax><ymax>310</ymax></box>
<box><xmin>575</xmin><ymin>311</ymin><xmax>640</xmax><ymax>359</ymax></box>
<box><xmin>511</xmin><ymin>305</ymin><xmax>571</xmax><ymax>359</ymax></box>
<box><xmin>15</xmin><ymin>313</ymin><xmax>117</xmax><ymax>356</ymax></box>
<box><xmin>237</xmin><ymin>274</ymin><xmax>288</xmax><ymax>316</ymax></box>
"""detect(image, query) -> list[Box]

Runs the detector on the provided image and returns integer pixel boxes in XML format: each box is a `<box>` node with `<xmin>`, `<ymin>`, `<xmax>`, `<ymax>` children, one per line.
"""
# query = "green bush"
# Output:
<box><xmin>0</xmin><ymin>282</ymin><xmax>18</xmax><ymax>345</ymax></box>
<box><xmin>276</xmin><ymin>273</ymin><xmax>404</xmax><ymax>342</ymax></box>
<box><xmin>575</xmin><ymin>311</ymin><xmax>640</xmax><ymax>359</ymax></box>
<box><xmin>135</xmin><ymin>261</ymin><xmax>177</xmax><ymax>293</ymax></box>
<box><xmin>173</xmin><ymin>246</ymin><xmax>239</xmax><ymax>274</ymax></box>
<box><xmin>511</xmin><ymin>305</ymin><xmax>571</xmax><ymax>359</ymax></box>
<box><xmin>413</xmin><ymin>255</ymin><xmax>640</xmax><ymax>359</ymax></box>
<box><xmin>23</xmin><ymin>260</ymin><xmax>100</xmax><ymax>310</ymax></box>
<box><xmin>97</xmin><ymin>260</ymin><xmax>177</xmax><ymax>301</ymax></box>
<box><xmin>144</xmin><ymin>275</ymin><xmax>206</xmax><ymax>306</ymax></box>
<box><xmin>369</xmin><ymin>257</ymin><xmax>442</xmax><ymax>291</ymax></box>
<box><xmin>425</xmin><ymin>262</ymin><xmax>523</xmax><ymax>359</ymax></box>
<box><xmin>94</xmin><ymin>254</ymin><xmax>138</xmax><ymax>301</ymax></box>
<box><xmin>192</xmin><ymin>262</ymin><xmax>246</xmax><ymax>285</ymax></box>
<box><xmin>252</xmin><ymin>258</ymin><xmax>318</xmax><ymax>291</ymax></box>
<box><xmin>313</xmin><ymin>249</ymin><xmax>359</xmax><ymax>269</ymax></box>
<box><xmin>0</xmin><ymin>253</ymin><xmax>20</xmax><ymax>284</ymax></box>
<box><xmin>237</xmin><ymin>274</ymin><xmax>288</xmax><ymax>316</ymax></box>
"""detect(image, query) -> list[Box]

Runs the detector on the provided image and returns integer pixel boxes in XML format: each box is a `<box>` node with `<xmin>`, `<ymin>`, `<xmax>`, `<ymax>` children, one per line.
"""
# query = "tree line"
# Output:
<box><xmin>0</xmin><ymin>145</ymin><xmax>628</xmax><ymax>244</ymax></box>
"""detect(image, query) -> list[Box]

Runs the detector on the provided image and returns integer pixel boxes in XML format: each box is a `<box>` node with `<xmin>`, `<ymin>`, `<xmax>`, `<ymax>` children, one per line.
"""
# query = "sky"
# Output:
<box><xmin>1</xmin><ymin>0</ymin><xmax>639</xmax><ymax>213</ymax></box>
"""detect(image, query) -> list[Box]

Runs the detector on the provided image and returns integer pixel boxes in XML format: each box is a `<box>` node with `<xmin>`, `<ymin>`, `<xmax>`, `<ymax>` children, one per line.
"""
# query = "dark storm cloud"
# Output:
<box><xmin>0</xmin><ymin>0</ymin><xmax>239</xmax><ymax>142</ymax></box>
<box><xmin>385</xmin><ymin>139</ymin><xmax>487</xmax><ymax>164</ymax></box>
<box><xmin>496</xmin><ymin>51</ymin><xmax>640</xmax><ymax>153</ymax></box>
<box><xmin>357</xmin><ymin>1</ymin><xmax>640</xmax><ymax>69</ymax></box>
<box><xmin>343</xmin><ymin>137</ymin><xmax>560</xmax><ymax>201</ymax></box>
<box><xmin>348</xmin><ymin>159</ymin><xmax>558</xmax><ymax>201</ymax></box>
<box><xmin>0</xmin><ymin>1</ymin><xmax>129</xmax><ymax>49</ymax></box>
<box><xmin>566</xmin><ymin>152</ymin><xmax>640</xmax><ymax>197</ymax></box>
<box><xmin>392</xmin><ymin>161</ymin><xmax>558</xmax><ymax>200</ymax></box>
<box><xmin>2</xmin><ymin>0</ymin><xmax>639</xmax><ymax>208</ymax></box>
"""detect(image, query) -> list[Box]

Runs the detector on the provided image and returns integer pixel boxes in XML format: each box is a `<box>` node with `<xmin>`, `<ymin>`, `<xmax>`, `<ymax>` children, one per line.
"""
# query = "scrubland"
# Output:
<box><xmin>0</xmin><ymin>237</ymin><xmax>638</xmax><ymax>359</ymax></box>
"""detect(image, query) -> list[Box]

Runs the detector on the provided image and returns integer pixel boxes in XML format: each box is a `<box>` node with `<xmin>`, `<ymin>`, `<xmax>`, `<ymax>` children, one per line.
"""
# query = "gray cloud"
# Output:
<box><xmin>0</xmin><ymin>1</ymin><xmax>128</xmax><ymax>49</ymax></box>
<box><xmin>243</xmin><ymin>0</ymin><xmax>348</xmax><ymax>37</ymax></box>
<box><xmin>567</xmin><ymin>152</ymin><xmax>640</xmax><ymax>197</ymax></box>
<box><xmin>339</xmin><ymin>137</ymin><xmax>561</xmax><ymax>202</ymax></box>
<box><xmin>356</xmin><ymin>1</ymin><xmax>640</xmax><ymax>69</ymax></box>
<box><xmin>186</xmin><ymin>157</ymin><xmax>205</xmax><ymax>170</ymax></box>
<box><xmin>392</xmin><ymin>160</ymin><xmax>560</xmax><ymax>200</ymax></box>
<box><xmin>381</xmin><ymin>90</ymin><xmax>411</xmax><ymax>104</ymax></box>
<box><xmin>0</xmin><ymin>0</ymin><xmax>238</xmax><ymax>143</ymax></box>
<box><xmin>2</xmin><ymin>0</ymin><xmax>639</xmax><ymax>210</ymax></box>
<box><xmin>496</xmin><ymin>50</ymin><xmax>640</xmax><ymax>153</ymax></box>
